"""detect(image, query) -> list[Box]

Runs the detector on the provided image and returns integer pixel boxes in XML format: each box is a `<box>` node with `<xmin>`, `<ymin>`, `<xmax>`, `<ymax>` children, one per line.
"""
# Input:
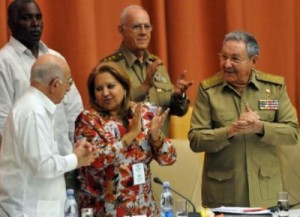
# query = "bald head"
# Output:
<box><xmin>30</xmin><ymin>54</ymin><xmax>72</xmax><ymax>104</ymax></box>
<box><xmin>118</xmin><ymin>5</ymin><xmax>151</xmax><ymax>54</ymax></box>
<box><xmin>30</xmin><ymin>54</ymin><xmax>69</xmax><ymax>86</ymax></box>
<box><xmin>120</xmin><ymin>5</ymin><xmax>148</xmax><ymax>24</ymax></box>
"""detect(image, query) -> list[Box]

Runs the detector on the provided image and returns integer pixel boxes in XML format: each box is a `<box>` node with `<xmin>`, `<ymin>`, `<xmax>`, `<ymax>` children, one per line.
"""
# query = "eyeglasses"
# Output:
<box><xmin>67</xmin><ymin>77</ymin><xmax>73</xmax><ymax>87</ymax></box>
<box><xmin>49</xmin><ymin>76</ymin><xmax>73</xmax><ymax>87</ymax></box>
<box><xmin>218</xmin><ymin>53</ymin><xmax>245</xmax><ymax>64</ymax></box>
<box><xmin>123</xmin><ymin>23</ymin><xmax>153</xmax><ymax>32</ymax></box>
<box><xmin>58</xmin><ymin>77</ymin><xmax>73</xmax><ymax>87</ymax></box>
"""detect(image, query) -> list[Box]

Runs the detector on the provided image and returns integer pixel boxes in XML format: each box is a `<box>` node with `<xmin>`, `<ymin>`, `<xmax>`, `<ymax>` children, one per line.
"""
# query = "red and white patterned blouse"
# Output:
<box><xmin>74</xmin><ymin>103</ymin><xmax>176</xmax><ymax>217</ymax></box>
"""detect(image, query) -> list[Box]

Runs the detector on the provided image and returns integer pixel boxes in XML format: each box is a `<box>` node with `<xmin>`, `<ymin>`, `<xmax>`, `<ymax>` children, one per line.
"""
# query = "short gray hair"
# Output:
<box><xmin>223</xmin><ymin>30</ymin><xmax>259</xmax><ymax>58</ymax></box>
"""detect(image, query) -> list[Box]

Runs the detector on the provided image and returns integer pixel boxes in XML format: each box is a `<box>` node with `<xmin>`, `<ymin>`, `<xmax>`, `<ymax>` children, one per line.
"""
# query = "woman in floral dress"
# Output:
<box><xmin>75</xmin><ymin>62</ymin><xmax>176</xmax><ymax>216</ymax></box>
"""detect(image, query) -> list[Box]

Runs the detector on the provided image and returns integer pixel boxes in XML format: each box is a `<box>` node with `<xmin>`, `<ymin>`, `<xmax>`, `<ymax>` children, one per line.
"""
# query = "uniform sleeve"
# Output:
<box><xmin>131</xmin><ymin>83</ymin><xmax>148</xmax><ymax>102</ymax></box>
<box><xmin>159</xmin><ymin>65</ymin><xmax>189</xmax><ymax>116</ymax></box>
<box><xmin>188</xmin><ymin>84</ymin><xmax>231</xmax><ymax>153</ymax></box>
<box><xmin>169</xmin><ymin>93</ymin><xmax>190</xmax><ymax>116</ymax></box>
<box><xmin>259</xmin><ymin>83</ymin><xmax>298</xmax><ymax>146</ymax></box>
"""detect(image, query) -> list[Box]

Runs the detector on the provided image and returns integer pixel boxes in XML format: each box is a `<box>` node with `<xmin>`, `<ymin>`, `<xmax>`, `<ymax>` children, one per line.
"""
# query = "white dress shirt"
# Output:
<box><xmin>0</xmin><ymin>87</ymin><xmax>78</xmax><ymax>217</ymax></box>
<box><xmin>0</xmin><ymin>36</ymin><xmax>83</xmax><ymax>154</ymax></box>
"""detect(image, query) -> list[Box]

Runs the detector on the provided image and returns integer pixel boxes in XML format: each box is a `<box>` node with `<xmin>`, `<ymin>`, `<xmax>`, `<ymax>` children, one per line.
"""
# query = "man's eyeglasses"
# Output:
<box><xmin>123</xmin><ymin>23</ymin><xmax>153</xmax><ymax>32</ymax></box>
<box><xmin>66</xmin><ymin>77</ymin><xmax>73</xmax><ymax>87</ymax></box>
<box><xmin>58</xmin><ymin>77</ymin><xmax>73</xmax><ymax>87</ymax></box>
<box><xmin>49</xmin><ymin>77</ymin><xmax>74</xmax><ymax>87</ymax></box>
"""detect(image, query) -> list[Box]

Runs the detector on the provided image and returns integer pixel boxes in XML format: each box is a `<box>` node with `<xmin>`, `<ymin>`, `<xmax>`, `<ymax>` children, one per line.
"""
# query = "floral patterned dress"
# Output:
<box><xmin>74</xmin><ymin>103</ymin><xmax>176</xmax><ymax>217</ymax></box>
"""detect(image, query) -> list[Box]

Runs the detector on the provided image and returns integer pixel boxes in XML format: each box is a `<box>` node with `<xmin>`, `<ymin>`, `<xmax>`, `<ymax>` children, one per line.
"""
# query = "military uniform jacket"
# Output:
<box><xmin>188</xmin><ymin>70</ymin><xmax>299</xmax><ymax>208</ymax></box>
<box><xmin>101</xmin><ymin>46</ymin><xmax>189</xmax><ymax>135</ymax></box>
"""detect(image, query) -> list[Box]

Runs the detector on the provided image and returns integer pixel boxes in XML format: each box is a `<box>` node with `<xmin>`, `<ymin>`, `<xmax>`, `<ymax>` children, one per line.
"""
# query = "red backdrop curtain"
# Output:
<box><xmin>1</xmin><ymin>0</ymin><xmax>300</xmax><ymax>117</ymax></box>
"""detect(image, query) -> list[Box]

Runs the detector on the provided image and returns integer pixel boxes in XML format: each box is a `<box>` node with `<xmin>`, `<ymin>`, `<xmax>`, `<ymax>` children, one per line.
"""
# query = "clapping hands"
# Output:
<box><xmin>228</xmin><ymin>103</ymin><xmax>264</xmax><ymax>137</ymax></box>
<box><xmin>74</xmin><ymin>137</ymin><xmax>99</xmax><ymax>168</ymax></box>
<box><xmin>149</xmin><ymin>107</ymin><xmax>169</xmax><ymax>141</ymax></box>
<box><xmin>121</xmin><ymin>103</ymin><xmax>169</xmax><ymax>148</ymax></box>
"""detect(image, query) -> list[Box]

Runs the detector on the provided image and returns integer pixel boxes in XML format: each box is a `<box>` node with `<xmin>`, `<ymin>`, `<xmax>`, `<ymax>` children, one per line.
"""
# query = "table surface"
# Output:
<box><xmin>273</xmin><ymin>209</ymin><xmax>300</xmax><ymax>217</ymax></box>
<box><xmin>220</xmin><ymin>208</ymin><xmax>300</xmax><ymax>217</ymax></box>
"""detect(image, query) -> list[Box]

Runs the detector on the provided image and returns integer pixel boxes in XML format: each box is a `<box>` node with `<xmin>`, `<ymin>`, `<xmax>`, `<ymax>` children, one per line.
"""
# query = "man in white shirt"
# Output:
<box><xmin>0</xmin><ymin>54</ymin><xmax>98</xmax><ymax>217</ymax></box>
<box><xmin>0</xmin><ymin>0</ymin><xmax>83</xmax><ymax>155</ymax></box>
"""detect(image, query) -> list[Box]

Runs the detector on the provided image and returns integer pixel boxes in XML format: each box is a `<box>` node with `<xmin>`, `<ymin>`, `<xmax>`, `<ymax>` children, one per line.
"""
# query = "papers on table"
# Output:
<box><xmin>210</xmin><ymin>206</ymin><xmax>272</xmax><ymax>215</ymax></box>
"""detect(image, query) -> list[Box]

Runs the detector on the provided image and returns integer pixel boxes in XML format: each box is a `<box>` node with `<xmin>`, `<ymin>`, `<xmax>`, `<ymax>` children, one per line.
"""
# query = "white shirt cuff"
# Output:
<box><xmin>64</xmin><ymin>153</ymin><xmax>78</xmax><ymax>172</ymax></box>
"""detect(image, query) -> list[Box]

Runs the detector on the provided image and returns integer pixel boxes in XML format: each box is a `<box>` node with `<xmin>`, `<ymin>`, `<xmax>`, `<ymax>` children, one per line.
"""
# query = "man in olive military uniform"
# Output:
<box><xmin>189</xmin><ymin>31</ymin><xmax>299</xmax><ymax>208</ymax></box>
<box><xmin>101</xmin><ymin>5</ymin><xmax>193</xmax><ymax>136</ymax></box>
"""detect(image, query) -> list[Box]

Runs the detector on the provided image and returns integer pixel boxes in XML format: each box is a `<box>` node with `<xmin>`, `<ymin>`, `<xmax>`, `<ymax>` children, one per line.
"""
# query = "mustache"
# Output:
<box><xmin>224</xmin><ymin>68</ymin><xmax>236</xmax><ymax>73</ymax></box>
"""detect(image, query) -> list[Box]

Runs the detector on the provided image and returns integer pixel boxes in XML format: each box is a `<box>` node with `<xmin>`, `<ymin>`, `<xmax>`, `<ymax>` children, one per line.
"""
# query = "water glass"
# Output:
<box><xmin>278</xmin><ymin>191</ymin><xmax>289</xmax><ymax>217</ymax></box>
<box><xmin>175</xmin><ymin>199</ymin><xmax>188</xmax><ymax>217</ymax></box>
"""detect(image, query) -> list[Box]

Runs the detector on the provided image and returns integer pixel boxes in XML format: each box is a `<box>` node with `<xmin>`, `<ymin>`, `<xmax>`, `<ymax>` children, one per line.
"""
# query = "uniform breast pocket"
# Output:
<box><xmin>258</xmin><ymin>110</ymin><xmax>276</xmax><ymax>122</ymax></box>
<box><xmin>212</xmin><ymin>111</ymin><xmax>235</xmax><ymax>127</ymax></box>
<box><xmin>154</xmin><ymin>82</ymin><xmax>173</xmax><ymax>107</ymax></box>
<box><xmin>258</xmin><ymin>166</ymin><xmax>281</xmax><ymax>200</ymax></box>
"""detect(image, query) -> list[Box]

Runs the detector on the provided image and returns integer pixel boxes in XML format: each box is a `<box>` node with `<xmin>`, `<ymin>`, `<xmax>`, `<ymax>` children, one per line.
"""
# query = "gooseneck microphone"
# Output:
<box><xmin>153</xmin><ymin>177</ymin><xmax>201</xmax><ymax>217</ymax></box>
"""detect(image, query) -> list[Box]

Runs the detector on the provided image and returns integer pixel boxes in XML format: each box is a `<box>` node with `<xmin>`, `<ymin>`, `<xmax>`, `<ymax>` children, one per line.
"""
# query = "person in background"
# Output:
<box><xmin>75</xmin><ymin>62</ymin><xmax>176</xmax><ymax>216</ymax></box>
<box><xmin>0</xmin><ymin>54</ymin><xmax>98</xmax><ymax>217</ymax></box>
<box><xmin>189</xmin><ymin>30</ymin><xmax>299</xmax><ymax>208</ymax></box>
<box><xmin>0</xmin><ymin>0</ymin><xmax>83</xmax><ymax>157</ymax></box>
<box><xmin>101</xmin><ymin>5</ymin><xmax>193</xmax><ymax>136</ymax></box>
<box><xmin>0</xmin><ymin>0</ymin><xmax>84</xmax><ymax>190</ymax></box>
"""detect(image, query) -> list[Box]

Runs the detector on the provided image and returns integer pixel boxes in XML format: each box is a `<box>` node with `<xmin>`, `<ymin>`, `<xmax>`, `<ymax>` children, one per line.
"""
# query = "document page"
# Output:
<box><xmin>210</xmin><ymin>206</ymin><xmax>271</xmax><ymax>215</ymax></box>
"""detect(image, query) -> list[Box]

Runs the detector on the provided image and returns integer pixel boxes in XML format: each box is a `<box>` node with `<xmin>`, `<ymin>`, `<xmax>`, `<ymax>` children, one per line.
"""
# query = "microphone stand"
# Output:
<box><xmin>153</xmin><ymin>177</ymin><xmax>201</xmax><ymax>217</ymax></box>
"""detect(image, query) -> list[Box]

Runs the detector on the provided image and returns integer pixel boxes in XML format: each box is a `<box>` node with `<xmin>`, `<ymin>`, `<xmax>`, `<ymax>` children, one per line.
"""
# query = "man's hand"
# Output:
<box><xmin>174</xmin><ymin>70</ymin><xmax>193</xmax><ymax>97</ymax></box>
<box><xmin>74</xmin><ymin>137</ymin><xmax>99</xmax><ymax>168</ymax></box>
<box><xmin>143</xmin><ymin>59</ymin><xmax>163</xmax><ymax>88</ymax></box>
<box><xmin>228</xmin><ymin>103</ymin><xmax>264</xmax><ymax>137</ymax></box>
<box><xmin>121</xmin><ymin>103</ymin><xmax>142</xmax><ymax>147</ymax></box>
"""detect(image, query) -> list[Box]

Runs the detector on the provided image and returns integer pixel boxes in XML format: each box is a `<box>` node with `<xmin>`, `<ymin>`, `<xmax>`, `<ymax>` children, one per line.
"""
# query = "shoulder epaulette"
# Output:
<box><xmin>101</xmin><ymin>51</ymin><xmax>123</xmax><ymax>62</ymax></box>
<box><xmin>255</xmin><ymin>71</ymin><xmax>284</xmax><ymax>85</ymax></box>
<box><xmin>201</xmin><ymin>73</ymin><xmax>223</xmax><ymax>90</ymax></box>
<box><xmin>149</xmin><ymin>53</ymin><xmax>158</xmax><ymax>61</ymax></box>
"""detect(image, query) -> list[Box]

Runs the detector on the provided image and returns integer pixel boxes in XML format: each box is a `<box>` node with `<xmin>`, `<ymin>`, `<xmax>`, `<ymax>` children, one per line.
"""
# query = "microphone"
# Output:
<box><xmin>153</xmin><ymin>177</ymin><xmax>201</xmax><ymax>217</ymax></box>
